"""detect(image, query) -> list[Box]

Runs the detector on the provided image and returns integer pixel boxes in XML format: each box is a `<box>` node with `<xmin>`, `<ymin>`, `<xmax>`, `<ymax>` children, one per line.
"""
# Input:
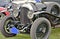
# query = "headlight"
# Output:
<box><xmin>12</xmin><ymin>3</ymin><xmax>20</xmax><ymax>17</ymax></box>
<box><xmin>27</xmin><ymin>11</ymin><xmax>34</xmax><ymax>19</ymax></box>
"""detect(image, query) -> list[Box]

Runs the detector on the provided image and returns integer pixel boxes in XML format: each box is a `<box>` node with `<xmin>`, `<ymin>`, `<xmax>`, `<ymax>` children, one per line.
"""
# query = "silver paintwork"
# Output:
<box><xmin>12</xmin><ymin>0</ymin><xmax>60</xmax><ymax>18</ymax></box>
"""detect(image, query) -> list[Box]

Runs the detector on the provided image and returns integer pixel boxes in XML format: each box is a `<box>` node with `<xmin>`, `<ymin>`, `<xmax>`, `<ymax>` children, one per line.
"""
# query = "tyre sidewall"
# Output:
<box><xmin>30</xmin><ymin>17</ymin><xmax>51</xmax><ymax>39</ymax></box>
<box><xmin>0</xmin><ymin>15</ymin><xmax>16</xmax><ymax>37</ymax></box>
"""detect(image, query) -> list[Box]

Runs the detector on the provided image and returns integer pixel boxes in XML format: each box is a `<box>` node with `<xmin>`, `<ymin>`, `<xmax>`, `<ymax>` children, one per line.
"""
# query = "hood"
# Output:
<box><xmin>12</xmin><ymin>1</ymin><xmax>26</xmax><ymax>4</ymax></box>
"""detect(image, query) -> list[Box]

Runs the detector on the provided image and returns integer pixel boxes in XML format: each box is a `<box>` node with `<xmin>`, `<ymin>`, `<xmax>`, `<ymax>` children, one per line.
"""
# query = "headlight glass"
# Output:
<box><xmin>27</xmin><ymin>11</ymin><xmax>33</xmax><ymax>19</ymax></box>
<box><xmin>12</xmin><ymin>3</ymin><xmax>19</xmax><ymax>17</ymax></box>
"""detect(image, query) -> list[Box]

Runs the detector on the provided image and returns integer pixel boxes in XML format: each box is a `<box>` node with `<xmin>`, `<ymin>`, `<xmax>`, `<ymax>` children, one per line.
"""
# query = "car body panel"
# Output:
<box><xmin>43</xmin><ymin>0</ymin><xmax>60</xmax><ymax>4</ymax></box>
<box><xmin>0</xmin><ymin>7</ymin><xmax>10</xmax><ymax>16</ymax></box>
<box><xmin>44</xmin><ymin>2</ymin><xmax>60</xmax><ymax>13</ymax></box>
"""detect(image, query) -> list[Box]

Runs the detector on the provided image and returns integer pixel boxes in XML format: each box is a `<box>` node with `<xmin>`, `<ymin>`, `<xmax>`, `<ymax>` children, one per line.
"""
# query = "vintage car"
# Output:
<box><xmin>10</xmin><ymin>0</ymin><xmax>60</xmax><ymax>19</ymax></box>
<box><xmin>0</xmin><ymin>0</ymin><xmax>60</xmax><ymax>39</ymax></box>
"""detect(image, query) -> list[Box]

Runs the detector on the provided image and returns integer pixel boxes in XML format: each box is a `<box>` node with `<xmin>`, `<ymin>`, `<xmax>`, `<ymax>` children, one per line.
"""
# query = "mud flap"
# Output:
<box><xmin>10</xmin><ymin>27</ymin><xmax>19</xmax><ymax>34</ymax></box>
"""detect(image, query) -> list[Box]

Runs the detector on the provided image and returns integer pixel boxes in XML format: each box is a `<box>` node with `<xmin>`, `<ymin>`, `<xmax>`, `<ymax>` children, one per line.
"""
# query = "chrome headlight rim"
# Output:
<box><xmin>12</xmin><ymin>3</ymin><xmax>20</xmax><ymax>17</ymax></box>
<box><xmin>27</xmin><ymin>10</ymin><xmax>34</xmax><ymax>19</ymax></box>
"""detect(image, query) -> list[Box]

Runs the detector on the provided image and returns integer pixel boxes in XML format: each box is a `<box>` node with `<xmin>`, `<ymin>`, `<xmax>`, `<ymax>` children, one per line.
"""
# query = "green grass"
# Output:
<box><xmin>49</xmin><ymin>28</ymin><xmax>60</xmax><ymax>39</ymax></box>
<box><xmin>0</xmin><ymin>28</ymin><xmax>60</xmax><ymax>39</ymax></box>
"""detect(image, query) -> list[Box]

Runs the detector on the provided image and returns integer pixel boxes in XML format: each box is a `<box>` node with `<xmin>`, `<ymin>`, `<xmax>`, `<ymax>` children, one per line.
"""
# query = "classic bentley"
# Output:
<box><xmin>0</xmin><ymin>0</ymin><xmax>60</xmax><ymax>39</ymax></box>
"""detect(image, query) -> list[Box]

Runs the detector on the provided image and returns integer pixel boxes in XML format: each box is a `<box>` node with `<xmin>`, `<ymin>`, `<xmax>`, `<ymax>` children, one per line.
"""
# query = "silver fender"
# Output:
<box><xmin>44</xmin><ymin>2</ymin><xmax>60</xmax><ymax>13</ymax></box>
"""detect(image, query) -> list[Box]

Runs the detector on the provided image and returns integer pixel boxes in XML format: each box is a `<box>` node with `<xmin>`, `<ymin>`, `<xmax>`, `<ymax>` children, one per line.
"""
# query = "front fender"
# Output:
<box><xmin>44</xmin><ymin>2</ymin><xmax>60</xmax><ymax>13</ymax></box>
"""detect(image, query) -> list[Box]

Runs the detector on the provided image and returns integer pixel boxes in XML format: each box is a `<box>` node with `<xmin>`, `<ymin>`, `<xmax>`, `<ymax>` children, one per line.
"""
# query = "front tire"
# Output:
<box><xmin>30</xmin><ymin>17</ymin><xmax>51</xmax><ymax>39</ymax></box>
<box><xmin>0</xmin><ymin>16</ymin><xmax>16</xmax><ymax>37</ymax></box>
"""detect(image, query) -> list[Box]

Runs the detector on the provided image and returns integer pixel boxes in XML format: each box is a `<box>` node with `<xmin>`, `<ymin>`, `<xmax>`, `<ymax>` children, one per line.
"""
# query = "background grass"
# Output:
<box><xmin>0</xmin><ymin>28</ymin><xmax>60</xmax><ymax>39</ymax></box>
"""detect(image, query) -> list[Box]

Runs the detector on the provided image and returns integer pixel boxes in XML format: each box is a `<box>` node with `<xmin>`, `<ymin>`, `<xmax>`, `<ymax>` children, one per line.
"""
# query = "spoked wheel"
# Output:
<box><xmin>30</xmin><ymin>18</ymin><xmax>51</xmax><ymax>39</ymax></box>
<box><xmin>36</xmin><ymin>23</ymin><xmax>49</xmax><ymax>39</ymax></box>
<box><xmin>0</xmin><ymin>17</ymin><xmax>16</xmax><ymax>37</ymax></box>
<box><xmin>4</xmin><ymin>19</ymin><xmax>13</xmax><ymax>34</ymax></box>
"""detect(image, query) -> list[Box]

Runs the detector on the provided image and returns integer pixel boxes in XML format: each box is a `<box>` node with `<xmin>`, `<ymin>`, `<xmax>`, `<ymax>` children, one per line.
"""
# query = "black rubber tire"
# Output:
<box><xmin>30</xmin><ymin>17</ymin><xmax>51</xmax><ymax>39</ymax></box>
<box><xmin>51</xmin><ymin>6</ymin><xmax>59</xmax><ymax>16</ymax></box>
<box><xmin>0</xmin><ymin>16</ymin><xmax>16</xmax><ymax>37</ymax></box>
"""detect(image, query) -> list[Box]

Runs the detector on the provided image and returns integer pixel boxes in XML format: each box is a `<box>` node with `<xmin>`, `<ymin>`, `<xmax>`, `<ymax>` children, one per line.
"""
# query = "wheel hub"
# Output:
<box><xmin>36</xmin><ymin>23</ymin><xmax>48</xmax><ymax>39</ymax></box>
